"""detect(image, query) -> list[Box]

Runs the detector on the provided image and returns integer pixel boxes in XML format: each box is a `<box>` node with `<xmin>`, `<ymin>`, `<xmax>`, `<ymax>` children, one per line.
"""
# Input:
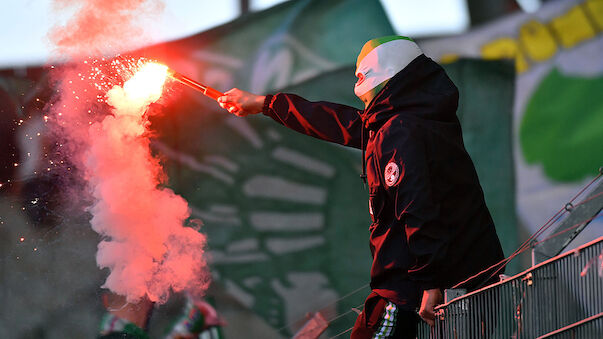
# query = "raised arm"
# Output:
<box><xmin>218</xmin><ymin>88</ymin><xmax>363</xmax><ymax>149</ymax></box>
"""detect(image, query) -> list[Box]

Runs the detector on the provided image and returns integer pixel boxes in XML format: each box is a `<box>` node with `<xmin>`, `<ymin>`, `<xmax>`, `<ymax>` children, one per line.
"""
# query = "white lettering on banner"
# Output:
<box><xmin>272</xmin><ymin>272</ymin><xmax>338</xmax><ymax>334</ymax></box>
<box><xmin>251</xmin><ymin>47</ymin><xmax>294</xmax><ymax>93</ymax></box>
<box><xmin>251</xmin><ymin>34</ymin><xmax>337</xmax><ymax>93</ymax></box>
<box><xmin>189</xmin><ymin>50</ymin><xmax>239</xmax><ymax>98</ymax></box>
<box><xmin>272</xmin><ymin>146</ymin><xmax>336</xmax><ymax>178</ymax></box>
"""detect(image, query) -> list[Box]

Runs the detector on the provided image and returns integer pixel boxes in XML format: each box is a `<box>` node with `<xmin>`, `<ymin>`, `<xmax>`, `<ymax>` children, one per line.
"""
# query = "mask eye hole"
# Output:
<box><xmin>356</xmin><ymin>72</ymin><xmax>366</xmax><ymax>86</ymax></box>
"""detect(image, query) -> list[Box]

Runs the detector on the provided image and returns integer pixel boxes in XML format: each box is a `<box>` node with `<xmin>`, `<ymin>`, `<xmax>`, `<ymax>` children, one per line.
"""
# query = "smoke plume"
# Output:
<box><xmin>87</xmin><ymin>64</ymin><xmax>209</xmax><ymax>302</ymax></box>
<box><xmin>49</xmin><ymin>0</ymin><xmax>164</xmax><ymax>59</ymax></box>
<box><xmin>47</xmin><ymin>0</ymin><xmax>209</xmax><ymax>303</ymax></box>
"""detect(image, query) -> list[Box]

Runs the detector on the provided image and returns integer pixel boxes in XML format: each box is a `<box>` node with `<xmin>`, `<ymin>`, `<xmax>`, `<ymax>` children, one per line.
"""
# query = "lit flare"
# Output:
<box><xmin>116</xmin><ymin>60</ymin><xmax>224</xmax><ymax>105</ymax></box>
<box><xmin>123</xmin><ymin>62</ymin><xmax>169</xmax><ymax>103</ymax></box>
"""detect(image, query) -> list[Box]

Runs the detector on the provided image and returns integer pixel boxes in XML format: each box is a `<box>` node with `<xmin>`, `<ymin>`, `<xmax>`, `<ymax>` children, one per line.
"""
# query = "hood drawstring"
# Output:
<box><xmin>360</xmin><ymin>115</ymin><xmax>367</xmax><ymax>187</ymax></box>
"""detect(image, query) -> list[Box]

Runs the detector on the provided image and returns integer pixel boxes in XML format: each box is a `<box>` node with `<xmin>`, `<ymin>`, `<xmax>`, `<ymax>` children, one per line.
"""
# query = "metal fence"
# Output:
<box><xmin>536</xmin><ymin>312</ymin><xmax>603</xmax><ymax>339</ymax></box>
<box><xmin>417</xmin><ymin>237</ymin><xmax>603</xmax><ymax>339</ymax></box>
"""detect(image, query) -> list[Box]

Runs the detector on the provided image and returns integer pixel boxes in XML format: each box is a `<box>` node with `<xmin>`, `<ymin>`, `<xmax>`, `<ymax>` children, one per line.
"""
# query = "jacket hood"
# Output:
<box><xmin>361</xmin><ymin>54</ymin><xmax>459</xmax><ymax>130</ymax></box>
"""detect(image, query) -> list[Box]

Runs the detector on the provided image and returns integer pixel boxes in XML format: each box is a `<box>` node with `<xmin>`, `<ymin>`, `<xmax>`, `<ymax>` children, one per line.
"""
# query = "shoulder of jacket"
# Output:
<box><xmin>374</xmin><ymin>115</ymin><xmax>418</xmax><ymax>144</ymax></box>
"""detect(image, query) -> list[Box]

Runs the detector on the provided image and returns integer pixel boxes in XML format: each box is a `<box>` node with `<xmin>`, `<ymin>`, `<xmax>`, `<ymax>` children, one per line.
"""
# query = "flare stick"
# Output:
<box><xmin>168</xmin><ymin>71</ymin><xmax>224</xmax><ymax>101</ymax></box>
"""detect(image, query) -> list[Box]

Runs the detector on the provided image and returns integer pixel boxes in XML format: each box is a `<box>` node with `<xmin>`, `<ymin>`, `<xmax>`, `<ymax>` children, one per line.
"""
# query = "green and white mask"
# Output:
<box><xmin>354</xmin><ymin>36</ymin><xmax>422</xmax><ymax>107</ymax></box>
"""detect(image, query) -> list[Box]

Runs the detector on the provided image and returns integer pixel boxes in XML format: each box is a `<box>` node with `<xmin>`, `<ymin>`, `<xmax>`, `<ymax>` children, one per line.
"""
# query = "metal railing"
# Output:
<box><xmin>418</xmin><ymin>237</ymin><xmax>603</xmax><ymax>338</ymax></box>
<box><xmin>536</xmin><ymin>312</ymin><xmax>603</xmax><ymax>339</ymax></box>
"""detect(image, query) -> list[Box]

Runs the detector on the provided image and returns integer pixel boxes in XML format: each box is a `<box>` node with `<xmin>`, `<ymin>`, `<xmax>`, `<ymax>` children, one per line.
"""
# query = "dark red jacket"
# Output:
<box><xmin>262</xmin><ymin>54</ymin><xmax>504</xmax><ymax>308</ymax></box>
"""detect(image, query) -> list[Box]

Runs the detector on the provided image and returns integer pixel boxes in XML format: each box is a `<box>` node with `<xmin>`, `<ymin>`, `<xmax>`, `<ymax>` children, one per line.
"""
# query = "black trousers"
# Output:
<box><xmin>350</xmin><ymin>292</ymin><xmax>419</xmax><ymax>339</ymax></box>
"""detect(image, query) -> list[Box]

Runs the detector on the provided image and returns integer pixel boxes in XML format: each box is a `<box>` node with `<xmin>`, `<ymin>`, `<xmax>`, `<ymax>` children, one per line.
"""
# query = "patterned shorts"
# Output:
<box><xmin>350</xmin><ymin>292</ymin><xmax>419</xmax><ymax>339</ymax></box>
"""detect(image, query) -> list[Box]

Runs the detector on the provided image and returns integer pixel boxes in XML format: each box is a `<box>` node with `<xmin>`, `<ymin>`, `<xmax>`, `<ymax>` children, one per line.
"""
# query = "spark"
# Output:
<box><xmin>122</xmin><ymin>62</ymin><xmax>169</xmax><ymax>102</ymax></box>
<box><xmin>19</xmin><ymin>237</ymin><xmax>25</xmax><ymax>242</ymax></box>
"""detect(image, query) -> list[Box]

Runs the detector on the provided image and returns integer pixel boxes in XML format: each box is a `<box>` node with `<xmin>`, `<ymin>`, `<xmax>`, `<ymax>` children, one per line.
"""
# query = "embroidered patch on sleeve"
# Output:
<box><xmin>384</xmin><ymin>161</ymin><xmax>402</xmax><ymax>187</ymax></box>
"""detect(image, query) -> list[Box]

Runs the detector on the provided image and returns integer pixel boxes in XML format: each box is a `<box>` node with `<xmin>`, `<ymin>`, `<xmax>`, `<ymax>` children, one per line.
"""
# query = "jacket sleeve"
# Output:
<box><xmin>262</xmin><ymin>93</ymin><xmax>363</xmax><ymax>149</ymax></box>
<box><xmin>381</xmin><ymin>125</ymin><xmax>449</xmax><ymax>290</ymax></box>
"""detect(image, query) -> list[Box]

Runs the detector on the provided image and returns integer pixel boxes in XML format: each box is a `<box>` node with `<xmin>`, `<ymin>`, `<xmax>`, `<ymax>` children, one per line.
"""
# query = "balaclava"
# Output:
<box><xmin>354</xmin><ymin>36</ymin><xmax>422</xmax><ymax>107</ymax></box>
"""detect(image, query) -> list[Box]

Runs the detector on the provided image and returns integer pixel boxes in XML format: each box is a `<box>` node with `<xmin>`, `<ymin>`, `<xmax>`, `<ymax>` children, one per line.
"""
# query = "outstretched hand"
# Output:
<box><xmin>419</xmin><ymin>288</ymin><xmax>443</xmax><ymax>327</ymax></box>
<box><xmin>217</xmin><ymin>88</ymin><xmax>265</xmax><ymax>117</ymax></box>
